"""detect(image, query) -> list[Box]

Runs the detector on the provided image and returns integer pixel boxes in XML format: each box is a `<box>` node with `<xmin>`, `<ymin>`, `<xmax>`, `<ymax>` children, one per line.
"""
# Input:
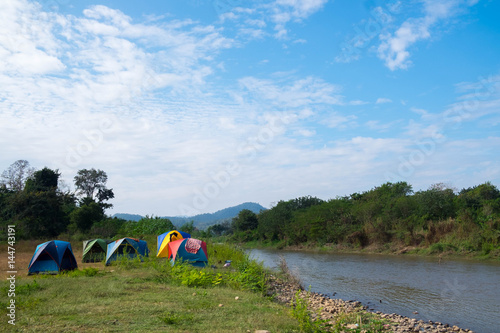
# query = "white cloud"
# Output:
<box><xmin>245</xmin><ymin>18</ymin><xmax>267</xmax><ymax>27</ymax></box>
<box><xmin>0</xmin><ymin>0</ymin><xmax>65</xmax><ymax>75</ymax></box>
<box><xmin>275</xmin><ymin>0</ymin><xmax>328</xmax><ymax>19</ymax></box>
<box><xmin>334</xmin><ymin>4</ymin><xmax>398</xmax><ymax>64</ymax></box>
<box><xmin>0</xmin><ymin>1</ymin><xmax>351</xmax><ymax>216</ymax></box>
<box><xmin>376</xmin><ymin>97</ymin><xmax>393</xmax><ymax>104</ymax></box>
<box><xmin>321</xmin><ymin>112</ymin><xmax>357</xmax><ymax>129</ymax></box>
<box><xmin>239</xmin><ymin>28</ymin><xmax>266</xmax><ymax>39</ymax></box>
<box><xmin>238</xmin><ymin>75</ymin><xmax>344</xmax><ymax>107</ymax></box>
<box><xmin>377</xmin><ymin>0</ymin><xmax>478</xmax><ymax>70</ymax></box>
<box><xmin>404</xmin><ymin>120</ymin><xmax>445</xmax><ymax>141</ymax></box>
<box><xmin>1</xmin><ymin>0</ymin><xmax>497</xmax><ymax>217</ymax></box>
<box><xmin>410</xmin><ymin>107</ymin><xmax>428</xmax><ymax>115</ymax></box>
<box><xmin>295</xmin><ymin>129</ymin><xmax>316</xmax><ymax>137</ymax></box>
<box><xmin>214</xmin><ymin>0</ymin><xmax>327</xmax><ymax>40</ymax></box>
<box><xmin>365</xmin><ymin>120</ymin><xmax>399</xmax><ymax>131</ymax></box>
<box><xmin>441</xmin><ymin>74</ymin><xmax>500</xmax><ymax>124</ymax></box>
<box><xmin>83</xmin><ymin>5</ymin><xmax>132</xmax><ymax>26</ymax></box>
<box><xmin>348</xmin><ymin>100</ymin><xmax>368</xmax><ymax>106</ymax></box>
<box><xmin>0</xmin><ymin>1</ymin><xmax>236</xmax><ymax>205</ymax></box>
<box><xmin>219</xmin><ymin>11</ymin><xmax>239</xmax><ymax>22</ymax></box>
<box><xmin>271</xmin><ymin>0</ymin><xmax>328</xmax><ymax>38</ymax></box>
<box><xmin>378</xmin><ymin>17</ymin><xmax>431</xmax><ymax>70</ymax></box>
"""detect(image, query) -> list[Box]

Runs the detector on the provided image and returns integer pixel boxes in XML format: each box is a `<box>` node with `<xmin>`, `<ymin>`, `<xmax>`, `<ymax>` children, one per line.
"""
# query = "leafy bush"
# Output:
<box><xmin>289</xmin><ymin>290</ymin><xmax>330</xmax><ymax>333</ymax></box>
<box><xmin>228</xmin><ymin>259</ymin><xmax>267</xmax><ymax>293</ymax></box>
<box><xmin>119</xmin><ymin>216</ymin><xmax>175</xmax><ymax>237</ymax></box>
<box><xmin>151</xmin><ymin>243</ymin><xmax>268</xmax><ymax>293</ymax></box>
<box><xmin>171</xmin><ymin>262</ymin><xmax>223</xmax><ymax>288</ymax></box>
<box><xmin>90</xmin><ymin>217</ymin><xmax>126</xmax><ymax>238</ymax></box>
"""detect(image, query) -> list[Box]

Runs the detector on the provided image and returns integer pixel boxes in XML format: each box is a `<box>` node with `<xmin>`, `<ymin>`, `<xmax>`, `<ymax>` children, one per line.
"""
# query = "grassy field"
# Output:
<box><xmin>0</xmin><ymin>239</ymin><xmax>301</xmax><ymax>333</ymax></box>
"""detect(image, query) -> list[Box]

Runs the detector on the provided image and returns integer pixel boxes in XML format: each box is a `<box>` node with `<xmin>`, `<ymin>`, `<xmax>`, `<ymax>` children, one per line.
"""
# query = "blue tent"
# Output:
<box><xmin>28</xmin><ymin>240</ymin><xmax>77</xmax><ymax>275</ymax></box>
<box><xmin>105</xmin><ymin>238</ymin><xmax>149</xmax><ymax>265</ymax></box>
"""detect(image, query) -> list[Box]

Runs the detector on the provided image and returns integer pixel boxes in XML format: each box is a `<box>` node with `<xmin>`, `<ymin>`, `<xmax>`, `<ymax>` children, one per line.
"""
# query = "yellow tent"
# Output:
<box><xmin>157</xmin><ymin>230</ymin><xmax>187</xmax><ymax>257</ymax></box>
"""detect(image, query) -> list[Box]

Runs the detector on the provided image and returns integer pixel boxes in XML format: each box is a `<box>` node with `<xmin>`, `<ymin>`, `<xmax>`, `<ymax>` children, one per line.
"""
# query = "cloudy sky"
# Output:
<box><xmin>1</xmin><ymin>0</ymin><xmax>499</xmax><ymax>217</ymax></box>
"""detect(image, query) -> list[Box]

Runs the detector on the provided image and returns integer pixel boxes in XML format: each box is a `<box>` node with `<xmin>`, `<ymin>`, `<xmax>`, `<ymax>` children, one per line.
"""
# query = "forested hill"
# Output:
<box><xmin>113</xmin><ymin>213</ymin><xmax>143</xmax><ymax>222</ymax></box>
<box><xmin>113</xmin><ymin>202</ymin><xmax>266</xmax><ymax>229</ymax></box>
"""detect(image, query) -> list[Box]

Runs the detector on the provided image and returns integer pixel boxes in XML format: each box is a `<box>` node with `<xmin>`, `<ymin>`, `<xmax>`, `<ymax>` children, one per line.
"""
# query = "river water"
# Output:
<box><xmin>248</xmin><ymin>249</ymin><xmax>500</xmax><ymax>333</ymax></box>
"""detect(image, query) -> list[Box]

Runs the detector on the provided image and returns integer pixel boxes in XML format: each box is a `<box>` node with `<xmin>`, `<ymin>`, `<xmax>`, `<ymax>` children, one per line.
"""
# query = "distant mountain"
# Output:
<box><xmin>112</xmin><ymin>213</ymin><xmax>143</xmax><ymax>222</ymax></box>
<box><xmin>113</xmin><ymin>202</ymin><xmax>266</xmax><ymax>229</ymax></box>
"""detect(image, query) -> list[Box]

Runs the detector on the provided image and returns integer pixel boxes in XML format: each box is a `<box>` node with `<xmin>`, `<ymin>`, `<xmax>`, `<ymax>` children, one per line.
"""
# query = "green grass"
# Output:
<box><xmin>331</xmin><ymin>310</ymin><xmax>390</xmax><ymax>332</ymax></box>
<box><xmin>0</xmin><ymin>243</ymin><xmax>301</xmax><ymax>333</ymax></box>
<box><xmin>1</xmin><ymin>271</ymin><xmax>300</xmax><ymax>332</ymax></box>
<box><xmin>1</xmin><ymin>241</ymin><xmax>398</xmax><ymax>332</ymax></box>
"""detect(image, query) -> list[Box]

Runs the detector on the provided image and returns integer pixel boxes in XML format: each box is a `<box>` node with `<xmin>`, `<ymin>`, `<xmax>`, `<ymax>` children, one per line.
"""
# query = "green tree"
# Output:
<box><xmin>74</xmin><ymin>168</ymin><xmax>114</xmax><ymax>209</ymax></box>
<box><xmin>120</xmin><ymin>216</ymin><xmax>175</xmax><ymax>236</ymax></box>
<box><xmin>257</xmin><ymin>201</ymin><xmax>292</xmax><ymax>241</ymax></box>
<box><xmin>207</xmin><ymin>221</ymin><xmax>232</xmax><ymax>236</ymax></box>
<box><xmin>457</xmin><ymin>182</ymin><xmax>500</xmax><ymax>213</ymax></box>
<box><xmin>232</xmin><ymin>209</ymin><xmax>258</xmax><ymax>232</ymax></box>
<box><xmin>69</xmin><ymin>201</ymin><xmax>104</xmax><ymax>232</ymax></box>
<box><xmin>24</xmin><ymin>167</ymin><xmax>59</xmax><ymax>192</ymax></box>
<box><xmin>90</xmin><ymin>217</ymin><xmax>126</xmax><ymax>238</ymax></box>
<box><xmin>414</xmin><ymin>184</ymin><xmax>456</xmax><ymax>221</ymax></box>
<box><xmin>70</xmin><ymin>169</ymin><xmax>115</xmax><ymax>233</ymax></box>
<box><xmin>257</xmin><ymin>197</ymin><xmax>325</xmax><ymax>242</ymax></box>
<box><xmin>11</xmin><ymin>167</ymin><xmax>73</xmax><ymax>238</ymax></box>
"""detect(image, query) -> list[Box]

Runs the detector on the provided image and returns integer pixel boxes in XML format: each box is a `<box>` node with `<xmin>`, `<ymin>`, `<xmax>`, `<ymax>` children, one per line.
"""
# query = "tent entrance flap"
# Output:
<box><xmin>82</xmin><ymin>239</ymin><xmax>111</xmax><ymax>263</ymax></box>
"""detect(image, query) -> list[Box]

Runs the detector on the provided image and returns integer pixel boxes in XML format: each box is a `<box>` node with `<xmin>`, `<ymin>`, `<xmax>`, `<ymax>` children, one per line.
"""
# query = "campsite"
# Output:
<box><xmin>1</xmin><ymin>164</ymin><xmax>498</xmax><ymax>332</ymax></box>
<box><xmin>0</xmin><ymin>230</ymin><xmax>409</xmax><ymax>333</ymax></box>
<box><xmin>2</xmin><ymin>0</ymin><xmax>500</xmax><ymax>330</ymax></box>
<box><xmin>0</xmin><ymin>234</ymin><xmax>306</xmax><ymax>333</ymax></box>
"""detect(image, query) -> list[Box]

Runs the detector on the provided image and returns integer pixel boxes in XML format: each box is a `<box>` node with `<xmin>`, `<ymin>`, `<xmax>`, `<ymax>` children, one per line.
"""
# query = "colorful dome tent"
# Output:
<box><xmin>157</xmin><ymin>230</ymin><xmax>191</xmax><ymax>258</ymax></box>
<box><xmin>28</xmin><ymin>240</ymin><xmax>78</xmax><ymax>275</ymax></box>
<box><xmin>105</xmin><ymin>238</ymin><xmax>149</xmax><ymax>265</ymax></box>
<box><xmin>168</xmin><ymin>238</ymin><xmax>208</xmax><ymax>267</ymax></box>
<box><xmin>82</xmin><ymin>239</ymin><xmax>112</xmax><ymax>263</ymax></box>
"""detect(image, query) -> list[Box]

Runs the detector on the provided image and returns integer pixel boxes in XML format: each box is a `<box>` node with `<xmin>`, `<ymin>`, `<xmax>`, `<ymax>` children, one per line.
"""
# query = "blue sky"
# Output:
<box><xmin>1</xmin><ymin>0</ymin><xmax>499</xmax><ymax>216</ymax></box>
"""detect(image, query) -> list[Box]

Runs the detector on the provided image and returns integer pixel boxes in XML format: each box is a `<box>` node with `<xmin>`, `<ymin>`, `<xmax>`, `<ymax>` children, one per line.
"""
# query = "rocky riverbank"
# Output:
<box><xmin>266</xmin><ymin>275</ymin><xmax>475</xmax><ymax>333</ymax></box>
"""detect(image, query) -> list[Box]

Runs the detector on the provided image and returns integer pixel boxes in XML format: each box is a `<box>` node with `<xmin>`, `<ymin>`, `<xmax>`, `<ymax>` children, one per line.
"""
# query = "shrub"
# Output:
<box><xmin>289</xmin><ymin>290</ymin><xmax>330</xmax><ymax>333</ymax></box>
<box><xmin>228</xmin><ymin>259</ymin><xmax>267</xmax><ymax>293</ymax></box>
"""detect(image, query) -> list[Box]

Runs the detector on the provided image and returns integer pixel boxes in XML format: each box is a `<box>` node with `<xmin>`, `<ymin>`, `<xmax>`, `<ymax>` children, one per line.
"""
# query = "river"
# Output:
<box><xmin>248</xmin><ymin>248</ymin><xmax>500</xmax><ymax>333</ymax></box>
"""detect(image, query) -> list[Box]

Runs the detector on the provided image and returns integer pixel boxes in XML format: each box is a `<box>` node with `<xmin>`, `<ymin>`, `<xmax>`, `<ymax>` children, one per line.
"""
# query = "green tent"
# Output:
<box><xmin>82</xmin><ymin>239</ymin><xmax>111</xmax><ymax>263</ymax></box>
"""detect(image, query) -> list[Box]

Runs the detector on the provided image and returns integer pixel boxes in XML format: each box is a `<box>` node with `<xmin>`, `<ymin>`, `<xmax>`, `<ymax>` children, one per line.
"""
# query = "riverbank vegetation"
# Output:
<box><xmin>1</xmin><ymin>160</ymin><xmax>498</xmax><ymax>260</ymax></box>
<box><xmin>223</xmin><ymin>181</ymin><xmax>500</xmax><ymax>259</ymax></box>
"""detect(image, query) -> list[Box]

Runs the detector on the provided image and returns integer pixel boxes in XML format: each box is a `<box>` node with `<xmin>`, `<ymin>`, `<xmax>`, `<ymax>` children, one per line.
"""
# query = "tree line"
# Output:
<box><xmin>2</xmin><ymin>159</ymin><xmax>499</xmax><ymax>256</ymax></box>
<box><xmin>0</xmin><ymin>160</ymin><xmax>191</xmax><ymax>240</ymax></box>
<box><xmin>223</xmin><ymin>181</ymin><xmax>500</xmax><ymax>255</ymax></box>
<box><xmin>0</xmin><ymin>160</ymin><xmax>112</xmax><ymax>239</ymax></box>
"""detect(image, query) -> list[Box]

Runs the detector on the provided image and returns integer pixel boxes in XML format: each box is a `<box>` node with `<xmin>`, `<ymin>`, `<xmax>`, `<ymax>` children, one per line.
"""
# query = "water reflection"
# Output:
<box><xmin>249</xmin><ymin>249</ymin><xmax>500</xmax><ymax>333</ymax></box>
